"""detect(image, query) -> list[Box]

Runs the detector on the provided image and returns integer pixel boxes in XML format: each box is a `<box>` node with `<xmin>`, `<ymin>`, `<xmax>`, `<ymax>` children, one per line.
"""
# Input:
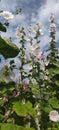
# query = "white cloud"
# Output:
<box><xmin>31</xmin><ymin>0</ymin><xmax>59</xmax><ymax>49</ymax></box>
<box><xmin>10</xmin><ymin>14</ymin><xmax>26</xmax><ymax>26</ymax></box>
<box><xmin>37</xmin><ymin>0</ymin><xmax>59</xmax><ymax>23</ymax></box>
<box><xmin>0</xmin><ymin>0</ymin><xmax>59</xmax><ymax>50</ymax></box>
<box><xmin>0</xmin><ymin>0</ymin><xmax>17</xmax><ymax>11</ymax></box>
<box><xmin>0</xmin><ymin>0</ymin><xmax>59</xmax><ymax>72</ymax></box>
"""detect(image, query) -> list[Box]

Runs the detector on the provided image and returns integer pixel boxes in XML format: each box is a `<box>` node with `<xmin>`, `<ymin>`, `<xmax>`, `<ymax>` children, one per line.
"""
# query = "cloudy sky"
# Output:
<box><xmin>0</xmin><ymin>0</ymin><xmax>59</xmax><ymax>76</ymax></box>
<box><xmin>0</xmin><ymin>0</ymin><xmax>59</xmax><ymax>49</ymax></box>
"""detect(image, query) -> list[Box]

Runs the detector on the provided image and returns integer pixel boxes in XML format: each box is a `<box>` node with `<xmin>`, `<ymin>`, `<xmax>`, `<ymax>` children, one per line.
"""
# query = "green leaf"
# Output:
<box><xmin>0</xmin><ymin>114</ymin><xmax>4</xmax><ymax>121</ymax></box>
<box><xmin>49</xmin><ymin>97</ymin><xmax>59</xmax><ymax>109</ymax></box>
<box><xmin>0</xmin><ymin>37</ymin><xmax>19</xmax><ymax>58</ymax></box>
<box><xmin>0</xmin><ymin>22</ymin><xmax>6</xmax><ymax>32</ymax></box>
<box><xmin>49</xmin><ymin>68</ymin><xmax>59</xmax><ymax>76</ymax></box>
<box><xmin>42</xmin><ymin>102</ymin><xmax>52</xmax><ymax>113</ymax></box>
<box><xmin>12</xmin><ymin>101</ymin><xmax>35</xmax><ymax>117</ymax></box>
<box><xmin>29</xmin><ymin>84</ymin><xmax>39</xmax><ymax>95</ymax></box>
<box><xmin>0</xmin><ymin>123</ymin><xmax>35</xmax><ymax>130</ymax></box>
<box><xmin>53</xmin><ymin>62</ymin><xmax>59</xmax><ymax>67</ymax></box>
<box><xmin>48</xmin><ymin>128</ymin><xmax>57</xmax><ymax>130</ymax></box>
<box><xmin>55</xmin><ymin>80</ymin><xmax>59</xmax><ymax>86</ymax></box>
<box><xmin>0</xmin><ymin>99</ymin><xmax>5</xmax><ymax>106</ymax></box>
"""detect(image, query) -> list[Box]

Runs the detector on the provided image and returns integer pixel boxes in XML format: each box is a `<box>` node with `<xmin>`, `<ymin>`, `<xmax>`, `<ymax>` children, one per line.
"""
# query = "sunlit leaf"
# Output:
<box><xmin>0</xmin><ymin>123</ymin><xmax>35</xmax><ymax>130</ymax></box>
<box><xmin>49</xmin><ymin>97</ymin><xmax>59</xmax><ymax>109</ymax></box>
<box><xmin>12</xmin><ymin>101</ymin><xmax>35</xmax><ymax>117</ymax></box>
<box><xmin>0</xmin><ymin>37</ymin><xmax>19</xmax><ymax>58</ymax></box>
<box><xmin>0</xmin><ymin>99</ymin><xmax>5</xmax><ymax>106</ymax></box>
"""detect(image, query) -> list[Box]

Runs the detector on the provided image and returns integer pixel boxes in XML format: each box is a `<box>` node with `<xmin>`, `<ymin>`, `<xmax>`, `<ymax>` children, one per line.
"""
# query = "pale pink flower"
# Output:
<box><xmin>49</xmin><ymin>110</ymin><xmax>59</xmax><ymax>122</ymax></box>
<box><xmin>32</xmin><ymin>24</ymin><xmax>42</xmax><ymax>33</ymax></box>
<box><xmin>23</xmin><ymin>83</ymin><xmax>29</xmax><ymax>91</ymax></box>
<box><xmin>16</xmin><ymin>26</ymin><xmax>23</xmax><ymax>39</ymax></box>
<box><xmin>15</xmin><ymin>91</ymin><xmax>21</xmax><ymax>97</ymax></box>
<box><xmin>30</xmin><ymin>44</ymin><xmax>39</xmax><ymax>51</ymax></box>
<box><xmin>36</xmin><ymin>57</ymin><xmax>40</xmax><ymax>63</ymax></box>
<box><xmin>41</xmin><ymin>52</ymin><xmax>44</xmax><ymax>56</ymax></box>
<box><xmin>17</xmin><ymin>75</ymin><xmax>21</xmax><ymax>82</ymax></box>
<box><xmin>16</xmin><ymin>32</ymin><xmax>23</xmax><ymax>39</ymax></box>
<box><xmin>3</xmin><ymin>62</ymin><xmax>8</xmax><ymax>67</ymax></box>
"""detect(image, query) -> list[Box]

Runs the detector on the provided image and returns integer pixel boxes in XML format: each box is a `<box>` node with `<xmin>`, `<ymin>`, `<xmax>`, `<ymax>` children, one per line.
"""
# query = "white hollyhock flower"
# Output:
<box><xmin>50</xmin><ymin>23</ymin><xmax>56</xmax><ymax>28</ymax></box>
<box><xmin>35</xmin><ymin>104</ymin><xmax>39</xmax><ymax>110</ymax></box>
<box><xmin>28</xmin><ymin>65</ymin><xmax>33</xmax><ymax>70</ymax></box>
<box><xmin>16</xmin><ymin>26</ymin><xmax>23</xmax><ymax>39</ymax></box>
<box><xmin>44</xmin><ymin>76</ymin><xmax>48</xmax><ymax>80</ymax></box>
<box><xmin>45</xmin><ymin>61</ymin><xmax>49</xmax><ymax>66</ymax></box>
<box><xmin>33</xmin><ymin>49</ymin><xmax>40</xmax><ymax>57</ymax></box>
<box><xmin>0</xmin><ymin>97</ymin><xmax>2</xmax><ymax>100</ymax></box>
<box><xmin>32</xmin><ymin>25</ymin><xmax>38</xmax><ymax>32</ymax></box>
<box><xmin>30</xmin><ymin>44</ymin><xmax>39</xmax><ymax>51</ymax></box>
<box><xmin>32</xmin><ymin>24</ymin><xmax>42</xmax><ymax>33</ymax></box>
<box><xmin>35</xmin><ymin>51</ymin><xmax>43</xmax><ymax>57</ymax></box>
<box><xmin>34</xmin><ymin>51</ymin><xmax>44</xmax><ymax>63</ymax></box>
<box><xmin>31</xmin><ymin>78</ymin><xmax>37</xmax><ymax>84</ymax></box>
<box><xmin>49</xmin><ymin>27</ymin><xmax>56</xmax><ymax>33</ymax></box>
<box><xmin>0</xmin><ymin>11</ymin><xmax>14</xmax><ymax>20</ymax></box>
<box><xmin>16</xmin><ymin>32</ymin><xmax>23</xmax><ymax>39</ymax></box>
<box><xmin>39</xmin><ymin>29</ymin><xmax>43</xmax><ymax>35</ymax></box>
<box><xmin>30</xmin><ymin>44</ymin><xmax>40</xmax><ymax>58</ymax></box>
<box><xmin>35</xmin><ymin>118</ymin><xmax>40</xmax><ymax>130</ymax></box>
<box><xmin>49</xmin><ymin>110</ymin><xmax>59</xmax><ymax>122</ymax></box>
<box><xmin>16</xmin><ymin>26</ymin><xmax>23</xmax><ymax>32</ymax></box>
<box><xmin>4</xmin><ymin>71</ymin><xmax>15</xmax><ymax>83</ymax></box>
<box><xmin>26</xmin><ymin>38</ymin><xmax>31</xmax><ymax>42</ymax></box>
<box><xmin>37</xmin><ymin>112</ymin><xmax>41</xmax><ymax>116</ymax></box>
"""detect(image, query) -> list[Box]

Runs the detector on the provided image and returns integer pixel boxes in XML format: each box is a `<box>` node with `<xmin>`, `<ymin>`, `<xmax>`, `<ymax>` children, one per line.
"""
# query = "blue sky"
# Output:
<box><xmin>0</xmin><ymin>0</ymin><xmax>59</xmax><ymax>76</ymax></box>
<box><xmin>0</xmin><ymin>0</ymin><xmax>59</xmax><ymax>50</ymax></box>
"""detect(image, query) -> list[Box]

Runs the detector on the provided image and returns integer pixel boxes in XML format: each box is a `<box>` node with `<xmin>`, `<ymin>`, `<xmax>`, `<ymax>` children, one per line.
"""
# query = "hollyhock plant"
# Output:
<box><xmin>40</xmin><ymin>13</ymin><xmax>59</xmax><ymax>130</ymax></box>
<box><xmin>16</xmin><ymin>26</ymin><xmax>26</xmax><ymax>82</ymax></box>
